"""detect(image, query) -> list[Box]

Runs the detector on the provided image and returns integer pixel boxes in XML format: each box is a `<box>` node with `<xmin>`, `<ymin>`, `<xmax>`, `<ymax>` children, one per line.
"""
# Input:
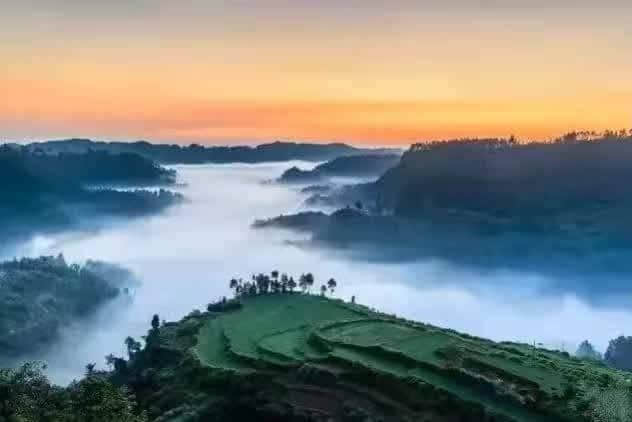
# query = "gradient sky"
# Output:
<box><xmin>3</xmin><ymin>1</ymin><xmax>631</xmax><ymax>145</ymax></box>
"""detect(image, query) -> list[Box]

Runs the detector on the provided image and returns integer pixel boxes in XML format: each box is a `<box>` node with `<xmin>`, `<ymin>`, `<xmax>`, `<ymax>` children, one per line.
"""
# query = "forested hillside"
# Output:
<box><xmin>0</xmin><ymin>256</ymin><xmax>129</xmax><ymax>357</ymax></box>
<box><xmin>26</xmin><ymin>139</ymin><xmax>399</xmax><ymax>164</ymax></box>
<box><xmin>0</xmin><ymin>145</ymin><xmax>182</xmax><ymax>244</ymax></box>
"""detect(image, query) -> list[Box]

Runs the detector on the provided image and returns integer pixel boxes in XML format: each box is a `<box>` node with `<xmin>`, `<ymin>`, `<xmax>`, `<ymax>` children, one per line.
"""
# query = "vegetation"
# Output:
<box><xmin>577</xmin><ymin>341</ymin><xmax>602</xmax><ymax>362</ymax></box>
<box><xmin>605</xmin><ymin>337</ymin><xmax>632</xmax><ymax>371</ymax></box>
<box><xmin>2</xmin><ymin>275</ymin><xmax>632</xmax><ymax>421</ymax></box>
<box><xmin>26</xmin><ymin>139</ymin><xmax>399</xmax><ymax>164</ymax></box>
<box><xmin>0</xmin><ymin>145</ymin><xmax>182</xmax><ymax>244</ymax></box>
<box><xmin>259</xmin><ymin>132</ymin><xmax>632</xmax><ymax>287</ymax></box>
<box><xmin>0</xmin><ymin>362</ymin><xmax>147</xmax><ymax>422</ymax></box>
<box><xmin>18</xmin><ymin>148</ymin><xmax>175</xmax><ymax>187</ymax></box>
<box><xmin>278</xmin><ymin>154</ymin><xmax>401</xmax><ymax>183</ymax></box>
<box><xmin>0</xmin><ymin>255</ymin><xmax>130</xmax><ymax>357</ymax></box>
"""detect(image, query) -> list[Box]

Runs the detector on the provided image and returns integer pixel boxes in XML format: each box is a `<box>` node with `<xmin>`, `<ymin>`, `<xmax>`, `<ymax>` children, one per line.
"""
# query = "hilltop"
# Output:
<box><xmin>2</xmin><ymin>286</ymin><xmax>630</xmax><ymax>421</ymax></box>
<box><xmin>105</xmin><ymin>291</ymin><xmax>629</xmax><ymax>422</ymax></box>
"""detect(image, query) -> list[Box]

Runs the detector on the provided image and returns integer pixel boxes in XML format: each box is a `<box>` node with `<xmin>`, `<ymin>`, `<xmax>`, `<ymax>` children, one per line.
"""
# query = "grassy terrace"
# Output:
<box><xmin>194</xmin><ymin>294</ymin><xmax>630</xmax><ymax>422</ymax></box>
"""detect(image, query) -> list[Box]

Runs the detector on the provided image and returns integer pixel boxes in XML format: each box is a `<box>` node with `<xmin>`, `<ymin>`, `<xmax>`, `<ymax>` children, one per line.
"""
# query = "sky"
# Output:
<box><xmin>3</xmin><ymin>1</ymin><xmax>631</xmax><ymax>145</ymax></box>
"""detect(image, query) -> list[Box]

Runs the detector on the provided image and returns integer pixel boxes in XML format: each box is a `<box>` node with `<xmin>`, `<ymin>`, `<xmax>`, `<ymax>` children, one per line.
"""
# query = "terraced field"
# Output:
<box><xmin>195</xmin><ymin>294</ymin><xmax>631</xmax><ymax>422</ymax></box>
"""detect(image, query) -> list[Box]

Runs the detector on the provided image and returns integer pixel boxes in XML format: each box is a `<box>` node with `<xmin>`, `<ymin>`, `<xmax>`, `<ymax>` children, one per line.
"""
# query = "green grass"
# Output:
<box><xmin>194</xmin><ymin>293</ymin><xmax>629</xmax><ymax>421</ymax></box>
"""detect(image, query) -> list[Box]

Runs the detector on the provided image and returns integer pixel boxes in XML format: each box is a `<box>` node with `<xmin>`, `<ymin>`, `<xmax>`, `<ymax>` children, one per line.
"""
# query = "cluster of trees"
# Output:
<box><xmin>228</xmin><ymin>271</ymin><xmax>337</xmax><ymax>297</ymax></box>
<box><xmin>576</xmin><ymin>337</ymin><xmax>632</xmax><ymax>372</ymax></box>
<box><xmin>376</xmin><ymin>133</ymin><xmax>632</xmax><ymax>220</ymax></box>
<box><xmin>0</xmin><ymin>145</ymin><xmax>182</xmax><ymax>244</ymax></box>
<box><xmin>0</xmin><ymin>255</ymin><xmax>121</xmax><ymax>357</ymax></box>
<box><xmin>604</xmin><ymin>336</ymin><xmax>632</xmax><ymax>372</ymax></box>
<box><xmin>0</xmin><ymin>362</ymin><xmax>147</xmax><ymax>422</ymax></box>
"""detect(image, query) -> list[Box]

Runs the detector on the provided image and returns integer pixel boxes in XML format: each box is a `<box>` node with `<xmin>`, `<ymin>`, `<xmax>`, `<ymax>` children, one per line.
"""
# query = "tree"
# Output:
<box><xmin>85</xmin><ymin>363</ymin><xmax>97</xmax><ymax>376</ymax></box>
<box><xmin>304</xmin><ymin>273</ymin><xmax>314</xmax><ymax>293</ymax></box>
<box><xmin>69</xmin><ymin>374</ymin><xmax>147</xmax><ymax>422</ymax></box>
<box><xmin>320</xmin><ymin>284</ymin><xmax>327</xmax><ymax>296</ymax></box>
<box><xmin>0</xmin><ymin>362</ymin><xmax>52</xmax><ymax>421</ymax></box>
<box><xmin>271</xmin><ymin>270</ymin><xmax>279</xmax><ymax>280</ymax></box>
<box><xmin>151</xmin><ymin>314</ymin><xmax>160</xmax><ymax>331</ymax></box>
<box><xmin>327</xmin><ymin>278</ymin><xmax>337</xmax><ymax>295</ymax></box>
<box><xmin>288</xmin><ymin>276</ymin><xmax>297</xmax><ymax>293</ymax></box>
<box><xmin>229</xmin><ymin>278</ymin><xmax>239</xmax><ymax>296</ymax></box>
<box><xmin>576</xmin><ymin>340</ymin><xmax>601</xmax><ymax>361</ymax></box>
<box><xmin>605</xmin><ymin>336</ymin><xmax>632</xmax><ymax>370</ymax></box>
<box><xmin>299</xmin><ymin>274</ymin><xmax>308</xmax><ymax>293</ymax></box>
<box><xmin>280</xmin><ymin>273</ymin><xmax>289</xmax><ymax>293</ymax></box>
<box><xmin>124</xmin><ymin>337</ymin><xmax>141</xmax><ymax>360</ymax></box>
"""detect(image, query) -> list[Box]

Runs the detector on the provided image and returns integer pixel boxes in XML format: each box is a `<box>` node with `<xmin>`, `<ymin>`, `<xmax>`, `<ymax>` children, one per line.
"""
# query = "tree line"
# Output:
<box><xmin>228</xmin><ymin>271</ymin><xmax>337</xmax><ymax>297</ymax></box>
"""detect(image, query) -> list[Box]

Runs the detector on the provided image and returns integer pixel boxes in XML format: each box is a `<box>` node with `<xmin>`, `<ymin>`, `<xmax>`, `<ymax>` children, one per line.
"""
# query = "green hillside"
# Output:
<box><xmin>190</xmin><ymin>294</ymin><xmax>631</xmax><ymax>422</ymax></box>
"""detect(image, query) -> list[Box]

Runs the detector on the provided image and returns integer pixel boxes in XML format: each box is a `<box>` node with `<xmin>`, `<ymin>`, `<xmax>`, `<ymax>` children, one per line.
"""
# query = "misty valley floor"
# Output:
<box><xmin>3</xmin><ymin>162</ymin><xmax>632</xmax><ymax>384</ymax></box>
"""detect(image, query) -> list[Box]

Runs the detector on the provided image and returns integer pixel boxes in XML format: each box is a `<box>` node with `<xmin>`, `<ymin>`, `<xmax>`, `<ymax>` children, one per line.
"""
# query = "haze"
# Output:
<box><xmin>3</xmin><ymin>162</ymin><xmax>630</xmax><ymax>385</ymax></box>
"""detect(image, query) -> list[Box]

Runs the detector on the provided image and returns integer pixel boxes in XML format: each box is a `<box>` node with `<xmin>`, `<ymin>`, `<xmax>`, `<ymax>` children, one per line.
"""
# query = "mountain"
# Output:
<box><xmin>278</xmin><ymin>153</ymin><xmax>401</xmax><ymax>183</ymax></box>
<box><xmin>0</xmin><ymin>145</ymin><xmax>183</xmax><ymax>245</ymax></box>
<box><xmin>26</xmin><ymin>139</ymin><xmax>400</xmax><ymax>164</ymax></box>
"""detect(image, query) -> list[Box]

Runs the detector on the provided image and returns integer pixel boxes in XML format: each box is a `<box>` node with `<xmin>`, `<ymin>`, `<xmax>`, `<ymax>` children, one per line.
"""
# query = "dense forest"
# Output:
<box><xmin>257</xmin><ymin>132</ymin><xmax>632</xmax><ymax>286</ymax></box>
<box><xmin>0</xmin><ymin>146</ymin><xmax>182</xmax><ymax>245</ymax></box>
<box><xmin>0</xmin><ymin>255</ymin><xmax>131</xmax><ymax>357</ymax></box>
<box><xmin>278</xmin><ymin>154</ymin><xmax>401</xmax><ymax>183</ymax></box>
<box><xmin>25</xmin><ymin>139</ymin><xmax>398</xmax><ymax>164</ymax></box>
<box><xmin>22</xmin><ymin>149</ymin><xmax>176</xmax><ymax>186</ymax></box>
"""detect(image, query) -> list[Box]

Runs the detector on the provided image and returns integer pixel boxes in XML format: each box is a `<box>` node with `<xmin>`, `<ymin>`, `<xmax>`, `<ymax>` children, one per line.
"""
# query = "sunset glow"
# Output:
<box><xmin>3</xmin><ymin>1</ymin><xmax>631</xmax><ymax>144</ymax></box>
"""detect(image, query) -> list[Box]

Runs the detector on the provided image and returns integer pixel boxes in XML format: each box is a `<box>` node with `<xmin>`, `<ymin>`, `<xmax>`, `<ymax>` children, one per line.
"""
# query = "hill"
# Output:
<box><xmin>278</xmin><ymin>154</ymin><xmax>401</xmax><ymax>184</ymax></box>
<box><xmin>107</xmin><ymin>292</ymin><xmax>630</xmax><ymax>421</ymax></box>
<box><xmin>2</xmin><ymin>290</ymin><xmax>630</xmax><ymax>421</ymax></box>
<box><xmin>259</xmin><ymin>135</ymin><xmax>632</xmax><ymax>286</ymax></box>
<box><xmin>0</xmin><ymin>255</ymin><xmax>131</xmax><ymax>357</ymax></box>
<box><xmin>26</xmin><ymin>139</ymin><xmax>400</xmax><ymax>164</ymax></box>
<box><xmin>0</xmin><ymin>146</ymin><xmax>183</xmax><ymax>245</ymax></box>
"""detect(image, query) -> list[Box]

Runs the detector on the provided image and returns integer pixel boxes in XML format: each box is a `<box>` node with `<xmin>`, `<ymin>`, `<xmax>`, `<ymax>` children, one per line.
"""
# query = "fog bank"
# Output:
<box><xmin>4</xmin><ymin>162</ymin><xmax>632</xmax><ymax>384</ymax></box>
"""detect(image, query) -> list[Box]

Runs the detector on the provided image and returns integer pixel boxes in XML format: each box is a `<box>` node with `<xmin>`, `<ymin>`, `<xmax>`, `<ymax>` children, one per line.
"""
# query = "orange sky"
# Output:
<box><xmin>3</xmin><ymin>1</ymin><xmax>631</xmax><ymax>145</ymax></box>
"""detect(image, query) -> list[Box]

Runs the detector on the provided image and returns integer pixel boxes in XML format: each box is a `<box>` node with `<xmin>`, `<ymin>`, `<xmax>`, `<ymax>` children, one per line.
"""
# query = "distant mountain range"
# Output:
<box><xmin>25</xmin><ymin>139</ymin><xmax>401</xmax><ymax>164</ymax></box>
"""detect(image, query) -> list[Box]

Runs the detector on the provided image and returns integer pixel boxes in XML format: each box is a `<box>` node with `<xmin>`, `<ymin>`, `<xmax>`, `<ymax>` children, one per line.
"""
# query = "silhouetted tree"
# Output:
<box><xmin>288</xmin><ymin>276</ymin><xmax>297</xmax><ymax>292</ymax></box>
<box><xmin>229</xmin><ymin>278</ymin><xmax>239</xmax><ymax>296</ymax></box>
<box><xmin>85</xmin><ymin>363</ymin><xmax>96</xmax><ymax>376</ymax></box>
<box><xmin>320</xmin><ymin>284</ymin><xmax>327</xmax><ymax>296</ymax></box>
<box><xmin>305</xmin><ymin>273</ymin><xmax>314</xmax><ymax>293</ymax></box>
<box><xmin>327</xmin><ymin>278</ymin><xmax>337</xmax><ymax>295</ymax></box>
<box><xmin>151</xmin><ymin>314</ymin><xmax>160</xmax><ymax>331</ymax></box>
<box><xmin>299</xmin><ymin>274</ymin><xmax>308</xmax><ymax>293</ymax></box>
<box><xmin>124</xmin><ymin>336</ymin><xmax>141</xmax><ymax>360</ymax></box>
